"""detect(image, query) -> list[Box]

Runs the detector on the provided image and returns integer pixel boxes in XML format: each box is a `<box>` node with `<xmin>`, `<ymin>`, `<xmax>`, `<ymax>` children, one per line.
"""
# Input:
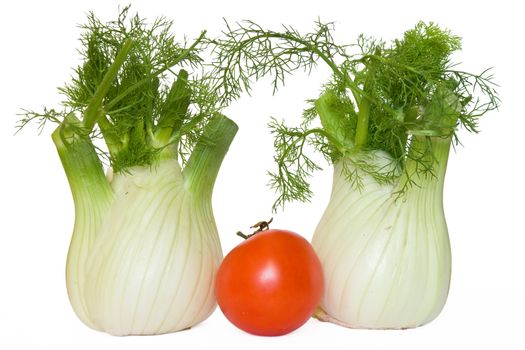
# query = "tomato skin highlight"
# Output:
<box><xmin>215</xmin><ymin>229</ymin><xmax>324</xmax><ymax>336</ymax></box>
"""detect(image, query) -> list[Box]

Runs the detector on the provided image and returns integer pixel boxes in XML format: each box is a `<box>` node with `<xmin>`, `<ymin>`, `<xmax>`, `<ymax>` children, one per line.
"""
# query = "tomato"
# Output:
<box><xmin>215</xmin><ymin>229</ymin><xmax>324</xmax><ymax>336</ymax></box>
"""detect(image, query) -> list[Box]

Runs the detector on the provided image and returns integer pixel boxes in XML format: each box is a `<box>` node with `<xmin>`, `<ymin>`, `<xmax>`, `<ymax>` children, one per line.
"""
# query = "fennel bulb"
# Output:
<box><xmin>21</xmin><ymin>8</ymin><xmax>238</xmax><ymax>335</ymax></box>
<box><xmin>54</xmin><ymin>114</ymin><xmax>235</xmax><ymax>335</ymax></box>
<box><xmin>312</xmin><ymin>142</ymin><xmax>451</xmax><ymax>328</ymax></box>
<box><xmin>212</xmin><ymin>21</ymin><xmax>498</xmax><ymax>329</ymax></box>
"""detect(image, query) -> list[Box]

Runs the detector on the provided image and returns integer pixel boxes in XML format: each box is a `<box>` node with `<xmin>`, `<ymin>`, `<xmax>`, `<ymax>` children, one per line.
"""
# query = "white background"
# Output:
<box><xmin>1</xmin><ymin>0</ymin><xmax>523</xmax><ymax>349</ymax></box>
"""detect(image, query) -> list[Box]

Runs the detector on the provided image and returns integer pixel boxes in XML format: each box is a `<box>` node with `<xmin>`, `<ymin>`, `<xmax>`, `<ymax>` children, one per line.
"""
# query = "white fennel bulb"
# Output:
<box><xmin>21</xmin><ymin>9</ymin><xmax>239</xmax><ymax>336</ymax></box>
<box><xmin>312</xmin><ymin>143</ymin><xmax>451</xmax><ymax>328</ymax></box>
<box><xmin>85</xmin><ymin>161</ymin><xmax>221</xmax><ymax>335</ymax></box>
<box><xmin>53</xmin><ymin>113</ymin><xmax>236</xmax><ymax>335</ymax></box>
<box><xmin>69</xmin><ymin>160</ymin><xmax>221</xmax><ymax>335</ymax></box>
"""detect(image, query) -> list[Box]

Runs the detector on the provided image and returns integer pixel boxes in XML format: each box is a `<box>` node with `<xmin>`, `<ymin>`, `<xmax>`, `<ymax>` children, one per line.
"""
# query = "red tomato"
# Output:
<box><xmin>215</xmin><ymin>229</ymin><xmax>324</xmax><ymax>336</ymax></box>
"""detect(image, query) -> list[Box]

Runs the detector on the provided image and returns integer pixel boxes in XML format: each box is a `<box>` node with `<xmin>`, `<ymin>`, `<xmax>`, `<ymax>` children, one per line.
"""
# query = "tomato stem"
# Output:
<box><xmin>236</xmin><ymin>231</ymin><xmax>253</xmax><ymax>240</ymax></box>
<box><xmin>236</xmin><ymin>217</ymin><xmax>274</xmax><ymax>240</ymax></box>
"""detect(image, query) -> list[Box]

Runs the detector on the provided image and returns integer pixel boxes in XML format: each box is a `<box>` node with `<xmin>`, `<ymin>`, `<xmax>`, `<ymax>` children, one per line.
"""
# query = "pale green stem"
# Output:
<box><xmin>355</xmin><ymin>59</ymin><xmax>377</xmax><ymax>149</ymax></box>
<box><xmin>83</xmin><ymin>39</ymin><xmax>134</xmax><ymax>131</ymax></box>
<box><xmin>155</xmin><ymin>69</ymin><xmax>191</xmax><ymax>151</ymax></box>
<box><xmin>315</xmin><ymin>90</ymin><xmax>354</xmax><ymax>158</ymax></box>
<box><xmin>182</xmin><ymin>114</ymin><xmax>238</xmax><ymax>202</ymax></box>
<box><xmin>52</xmin><ymin>114</ymin><xmax>114</xmax><ymax>217</ymax></box>
<box><xmin>355</xmin><ymin>99</ymin><xmax>370</xmax><ymax>148</ymax></box>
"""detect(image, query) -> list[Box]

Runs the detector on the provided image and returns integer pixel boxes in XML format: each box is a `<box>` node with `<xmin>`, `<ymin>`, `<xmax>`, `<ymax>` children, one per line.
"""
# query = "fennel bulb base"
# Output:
<box><xmin>313</xmin><ymin>306</ymin><xmax>440</xmax><ymax>330</ymax></box>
